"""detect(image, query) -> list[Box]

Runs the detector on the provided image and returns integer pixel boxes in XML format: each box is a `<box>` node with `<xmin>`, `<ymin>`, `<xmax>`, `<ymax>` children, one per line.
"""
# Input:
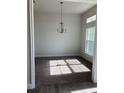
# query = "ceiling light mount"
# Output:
<box><xmin>60</xmin><ymin>2</ymin><xmax>63</xmax><ymax>4</ymax></box>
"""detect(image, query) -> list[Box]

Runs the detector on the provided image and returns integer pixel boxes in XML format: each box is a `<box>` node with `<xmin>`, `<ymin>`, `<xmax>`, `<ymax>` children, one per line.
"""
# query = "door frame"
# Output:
<box><xmin>27</xmin><ymin>0</ymin><xmax>35</xmax><ymax>89</ymax></box>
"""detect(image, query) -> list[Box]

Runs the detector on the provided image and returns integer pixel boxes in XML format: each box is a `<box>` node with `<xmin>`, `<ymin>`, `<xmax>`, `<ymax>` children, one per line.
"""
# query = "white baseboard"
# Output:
<box><xmin>27</xmin><ymin>84</ymin><xmax>32</xmax><ymax>89</ymax></box>
<box><xmin>35</xmin><ymin>53</ymin><xmax>80</xmax><ymax>57</ymax></box>
<box><xmin>81</xmin><ymin>52</ymin><xmax>93</xmax><ymax>62</ymax></box>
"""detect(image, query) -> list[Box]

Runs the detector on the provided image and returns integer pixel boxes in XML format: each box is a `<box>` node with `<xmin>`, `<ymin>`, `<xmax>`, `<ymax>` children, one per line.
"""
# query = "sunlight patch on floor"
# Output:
<box><xmin>50</xmin><ymin>60</ymin><xmax>72</xmax><ymax>75</ymax></box>
<box><xmin>50</xmin><ymin>60</ymin><xmax>66</xmax><ymax>66</ymax></box>
<box><xmin>70</xmin><ymin>64</ymin><xmax>91</xmax><ymax>73</ymax></box>
<box><xmin>71</xmin><ymin>88</ymin><xmax>97</xmax><ymax>93</ymax></box>
<box><xmin>50</xmin><ymin>66</ymin><xmax>72</xmax><ymax>75</ymax></box>
<box><xmin>66</xmin><ymin>59</ymin><xmax>81</xmax><ymax>64</ymax></box>
<box><xmin>50</xmin><ymin>66</ymin><xmax>61</xmax><ymax>75</ymax></box>
<box><xmin>49</xmin><ymin>59</ymin><xmax>90</xmax><ymax>75</ymax></box>
<box><xmin>60</xmin><ymin>66</ymin><xmax>72</xmax><ymax>74</ymax></box>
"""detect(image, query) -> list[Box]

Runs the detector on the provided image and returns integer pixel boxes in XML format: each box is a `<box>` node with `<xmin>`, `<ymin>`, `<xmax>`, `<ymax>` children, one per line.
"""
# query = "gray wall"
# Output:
<box><xmin>81</xmin><ymin>5</ymin><xmax>97</xmax><ymax>62</ymax></box>
<box><xmin>34</xmin><ymin>12</ymin><xmax>82</xmax><ymax>57</ymax></box>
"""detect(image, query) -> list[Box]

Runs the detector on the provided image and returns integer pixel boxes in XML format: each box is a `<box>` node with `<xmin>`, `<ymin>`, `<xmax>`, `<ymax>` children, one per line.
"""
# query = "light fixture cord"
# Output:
<box><xmin>60</xmin><ymin>2</ymin><xmax>63</xmax><ymax>23</ymax></box>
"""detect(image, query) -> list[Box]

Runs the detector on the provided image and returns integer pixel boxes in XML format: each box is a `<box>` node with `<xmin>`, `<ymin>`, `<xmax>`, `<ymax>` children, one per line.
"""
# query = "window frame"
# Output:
<box><xmin>86</xmin><ymin>15</ymin><xmax>96</xmax><ymax>24</ymax></box>
<box><xmin>85</xmin><ymin>26</ymin><xmax>96</xmax><ymax>56</ymax></box>
<box><xmin>84</xmin><ymin>14</ymin><xmax>97</xmax><ymax>56</ymax></box>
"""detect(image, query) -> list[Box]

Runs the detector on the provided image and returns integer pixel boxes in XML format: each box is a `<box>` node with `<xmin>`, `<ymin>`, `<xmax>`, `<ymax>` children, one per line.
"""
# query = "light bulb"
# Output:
<box><xmin>57</xmin><ymin>22</ymin><xmax>66</xmax><ymax>33</ymax></box>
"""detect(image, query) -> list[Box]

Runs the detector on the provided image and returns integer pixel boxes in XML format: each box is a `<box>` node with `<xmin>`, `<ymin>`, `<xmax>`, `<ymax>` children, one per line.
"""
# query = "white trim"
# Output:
<box><xmin>92</xmin><ymin>18</ymin><xmax>97</xmax><ymax>83</ymax></box>
<box><xmin>27</xmin><ymin>84</ymin><xmax>32</xmax><ymax>89</ymax></box>
<box><xmin>81</xmin><ymin>52</ymin><xmax>93</xmax><ymax>62</ymax></box>
<box><xmin>35</xmin><ymin>53</ymin><xmax>80</xmax><ymax>57</ymax></box>
<box><xmin>60</xmin><ymin>0</ymin><xmax>96</xmax><ymax>4</ymax></box>
<box><xmin>29</xmin><ymin>0</ymin><xmax>35</xmax><ymax>89</ymax></box>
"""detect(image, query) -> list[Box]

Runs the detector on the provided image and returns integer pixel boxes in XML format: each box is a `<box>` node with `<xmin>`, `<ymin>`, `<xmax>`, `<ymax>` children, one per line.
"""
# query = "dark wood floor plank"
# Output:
<box><xmin>28</xmin><ymin>82</ymin><xmax>97</xmax><ymax>93</ymax></box>
<box><xmin>35</xmin><ymin>56</ymin><xmax>92</xmax><ymax>86</ymax></box>
<box><xmin>28</xmin><ymin>56</ymin><xmax>97</xmax><ymax>93</ymax></box>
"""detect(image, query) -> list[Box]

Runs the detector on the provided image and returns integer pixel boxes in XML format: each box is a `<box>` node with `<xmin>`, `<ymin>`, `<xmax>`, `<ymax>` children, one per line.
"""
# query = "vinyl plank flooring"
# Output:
<box><xmin>29</xmin><ymin>56</ymin><xmax>97</xmax><ymax>93</ymax></box>
<box><xmin>28</xmin><ymin>82</ymin><xmax>97</xmax><ymax>93</ymax></box>
<box><xmin>35</xmin><ymin>56</ymin><xmax>92</xmax><ymax>86</ymax></box>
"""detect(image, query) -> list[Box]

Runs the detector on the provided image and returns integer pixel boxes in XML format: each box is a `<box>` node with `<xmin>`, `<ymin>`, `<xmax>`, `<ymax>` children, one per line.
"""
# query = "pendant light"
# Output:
<box><xmin>57</xmin><ymin>2</ymin><xmax>66</xmax><ymax>33</ymax></box>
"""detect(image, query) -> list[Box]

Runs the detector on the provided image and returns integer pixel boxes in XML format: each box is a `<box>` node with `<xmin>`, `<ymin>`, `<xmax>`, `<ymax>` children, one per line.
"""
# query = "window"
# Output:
<box><xmin>85</xmin><ymin>27</ymin><xmax>96</xmax><ymax>56</ymax></box>
<box><xmin>86</xmin><ymin>15</ymin><xmax>96</xmax><ymax>23</ymax></box>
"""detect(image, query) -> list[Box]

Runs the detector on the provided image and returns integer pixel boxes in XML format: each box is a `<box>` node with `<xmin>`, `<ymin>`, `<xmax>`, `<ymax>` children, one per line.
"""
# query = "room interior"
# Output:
<box><xmin>27</xmin><ymin>0</ymin><xmax>97</xmax><ymax>93</ymax></box>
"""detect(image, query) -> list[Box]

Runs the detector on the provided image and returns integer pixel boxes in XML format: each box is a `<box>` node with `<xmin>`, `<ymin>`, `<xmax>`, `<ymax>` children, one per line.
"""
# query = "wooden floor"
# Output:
<box><xmin>35</xmin><ymin>56</ymin><xmax>92</xmax><ymax>86</ymax></box>
<box><xmin>28</xmin><ymin>56</ymin><xmax>97</xmax><ymax>93</ymax></box>
<box><xmin>28</xmin><ymin>82</ymin><xmax>97</xmax><ymax>93</ymax></box>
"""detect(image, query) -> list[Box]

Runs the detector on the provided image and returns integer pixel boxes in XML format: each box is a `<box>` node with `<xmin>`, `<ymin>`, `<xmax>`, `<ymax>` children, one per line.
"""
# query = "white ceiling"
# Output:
<box><xmin>34</xmin><ymin>0</ymin><xmax>97</xmax><ymax>14</ymax></box>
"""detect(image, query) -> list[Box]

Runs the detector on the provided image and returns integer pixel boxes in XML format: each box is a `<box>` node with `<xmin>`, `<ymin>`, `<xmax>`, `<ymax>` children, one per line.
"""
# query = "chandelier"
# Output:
<box><xmin>57</xmin><ymin>2</ymin><xmax>66</xmax><ymax>33</ymax></box>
